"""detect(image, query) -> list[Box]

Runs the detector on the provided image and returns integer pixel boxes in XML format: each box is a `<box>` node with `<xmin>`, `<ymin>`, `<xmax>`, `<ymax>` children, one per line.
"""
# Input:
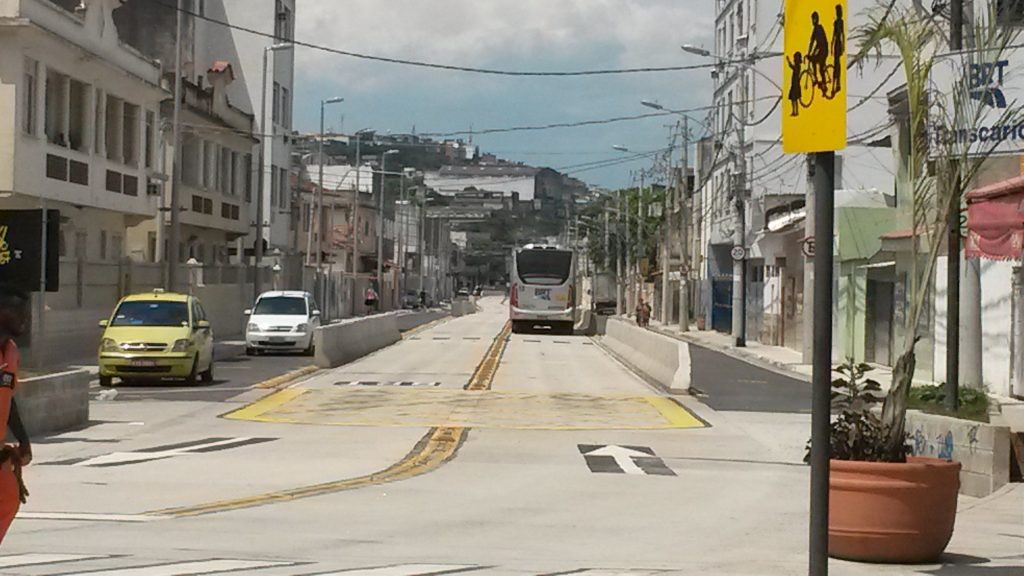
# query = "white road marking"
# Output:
<box><xmin>59</xmin><ymin>559</ymin><xmax>293</xmax><ymax>575</ymax></box>
<box><xmin>583</xmin><ymin>446</ymin><xmax>648</xmax><ymax>475</ymax></box>
<box><xmin>0</xmin><ymin>554</ymin><xmax>106</xmax><ymax>568</ymax></box>
<box><xmin>315</xmin><ymin>564</ymin><xmax>482</xmax><ymax>576</ymax></box>
<box><xmin>571</xmin><ymin>571</ymin><xmax>668</xmax><ymax>576</ymax></box>
<box><xmin>73</xmin><ymin>437</ymin><xmax>261</xmax><ymax>467</ymax></box>
<box><xmin>19</xmin><ymin>512</ymin><xmax>166</xmax><ymax>522</ymax></box>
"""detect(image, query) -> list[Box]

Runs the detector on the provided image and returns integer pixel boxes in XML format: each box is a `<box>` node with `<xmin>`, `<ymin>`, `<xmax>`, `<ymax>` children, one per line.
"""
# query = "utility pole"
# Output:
<box><xmin>638</xmin><ymin>171</ymin><xmax>645</xmax><ymax>308</ymax></box>
<box><xmin>678</xmin><ymin>116</ymin><xmax>691</xmax><ymax>331</ymax></box>
<box><xmin>808</xmin><ymin>152</ymin><xmax>836</xmax><ymax>576</ymax></box>
<box><xmin>167</xmin><ymin>0</ymin><xmax>183</xmax><ymax>291</ymax></box>
<box><xmin>661</xmin><ymin>134</ymin><xmax>675</xmax><ymax>325</ymax></box>
<box><xmin>616</xmin><ymin>192</ymin><xmax>625</xmax><ymax>316</ymax></box>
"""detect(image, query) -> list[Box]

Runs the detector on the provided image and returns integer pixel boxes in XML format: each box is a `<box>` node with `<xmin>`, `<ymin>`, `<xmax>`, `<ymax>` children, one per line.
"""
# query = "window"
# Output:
<box><xmin>145</xmin><ymin>111</ymin><xmax>155</xmax><ymax>169</ymax></box>
<box><xmin>737</xmin><ymin>2</ymin><xmax>743</xmax><ymax>33</ymax></box>
<box><xmin>279</xmin><ymin>167</ymin><xmax>288</xmax><ymax>209</ymax></box>
<box><xmin>231</xmin><ymin>152</ymin><xmax>241</xmax><ymax>196</ymax></box>
<box><xmin>203</xmin><ymin>141</ymin><xmax>215</xmax><ymax>189</ymax></box>
<box><xmin>105</xmin><ymin>95</ymin><xmax>121</xmax><ymax>162</ymax></box>
<box><xmin>192</xmin><ymin>195</ymin><xmax>204</xmax><ymax>213</ymax></box>
<box><xmin>94</xmin><ymin>90</ymin><xmax>104</xmax><ymax>154</ymax></box>
<box><xmin>272</xmin><ymin>82</ymin><xmax>281</xmax><ymax>124</ymax></box>
<box><xmin>270</xmin><ymin>164</ymin><xmax>279</xmax><ymax>208</ymax></box>
<box><xmin>244</xmin><ymin>153</ymin><xmax>253</xmax><ymax>202</ymax></box>
<box><xmin>111</xmin><ymin>301</ymin><xmax>189</xmax><ymax>327</ymax></box>
<box><xmin>100</xmin><ymin>230</ymin><xmax>108</xmax><ymax>260</ymax></box>
<box><xmin>182</xmin><ymin>134</ymin><xmax>200</xmax><ymax>186</ymax></box>
<box><xmin>275</xmin><ymin>1</ymin><xmax>293</xmax><ymax>41</ymax></box>
<box><xmin>281</xmin><ymin>87</ymin><xmax>291</xmax><ymax>128</ymax></box>
<box><xmin>123</xmin><ymin>102</ymin><xmax>139</xmax><ymax>165</ymax></box>
<box><xmin>23</xmin><ymin>58</ymin><xmax>37</xmax><ymax>135</ymax></box>
<box><xmin>45</xmin><ymin>69</ymin><xmax>68</xmax><ymax>146</ymax></box>
<box><xmin>220</xmin><ymin>147</ymin><xmax>232</xmax><ymax>194</ymax></box>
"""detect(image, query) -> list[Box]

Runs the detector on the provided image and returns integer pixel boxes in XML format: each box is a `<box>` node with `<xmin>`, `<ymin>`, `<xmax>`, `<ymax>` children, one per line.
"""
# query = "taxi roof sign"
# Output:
<box><xmin>782</xmin><ymin>0</ymin><xmax>848</xmax><ymax>153</ymax></box>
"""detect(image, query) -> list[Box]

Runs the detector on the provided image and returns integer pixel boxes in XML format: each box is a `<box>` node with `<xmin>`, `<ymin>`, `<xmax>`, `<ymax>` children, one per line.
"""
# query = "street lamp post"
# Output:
<box><xmin>254</xmin><ymin>42</ymin><xmax>293</xmax><ymax>302</ymax></box>
<box><xmin>167</xmin><ymin>0</ymin><xmax>184</xmax><ymax>291</ymax></box>
<box><xmin>378</xmin><ymin>149</ymin><xmax>399</xmax><ymax>310</ymax></box>
<box><xmin>317</xmin><ymin>97</ymin><xmax>344</xmax><ymax>305</ymax></box>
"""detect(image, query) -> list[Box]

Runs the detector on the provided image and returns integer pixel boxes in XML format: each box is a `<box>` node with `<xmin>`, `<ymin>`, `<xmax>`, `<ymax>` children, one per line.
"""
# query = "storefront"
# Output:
<box><xmin>966</xmin><ymin>175</ymin><xmax>1024</xmax><ymax>398</ymax></box>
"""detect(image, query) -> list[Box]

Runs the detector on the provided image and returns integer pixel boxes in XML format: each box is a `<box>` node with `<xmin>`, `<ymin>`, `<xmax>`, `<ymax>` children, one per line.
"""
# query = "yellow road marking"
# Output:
<box><xmin>253</xmin><ymin>365</ymin><xmax>318</xmax><ymax>389</ymax></box>
<box><xmin>223</xmin><ymin>388</ymin><xmax>307</xmax><ymax>420</ymax></box>
<box><xmin>148</xmin><ymin>425</ymin><xmax>466</xmax><ymax>518</ymax></box>
<box><xmin>644</xmin><ymin>396</ymin><xmax>706</xmax><ymax>428</ymax></box>
<box><xmin>466</xmin><ymin>321</ymin><xmax>510</xmax><ymax>391</ymax></box>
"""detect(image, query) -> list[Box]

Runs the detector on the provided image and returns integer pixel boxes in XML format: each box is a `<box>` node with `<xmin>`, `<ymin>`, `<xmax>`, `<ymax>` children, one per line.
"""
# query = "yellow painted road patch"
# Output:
<box><xmin>226</xmin><ymin>387</ymin><xmax>705</xmax><ymax>430</ymax></box>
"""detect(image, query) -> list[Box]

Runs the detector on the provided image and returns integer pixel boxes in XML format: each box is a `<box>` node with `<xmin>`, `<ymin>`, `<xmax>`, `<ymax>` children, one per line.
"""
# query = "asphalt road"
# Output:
<box><xmin>94</xmin><ymin>351</ymin><xmax>315</xmax><ymax>403</ymax></box>
<box><xmin>688</xmin><ymin>342</ymin><xmax>812</xmax><ymax>413</ymax></box>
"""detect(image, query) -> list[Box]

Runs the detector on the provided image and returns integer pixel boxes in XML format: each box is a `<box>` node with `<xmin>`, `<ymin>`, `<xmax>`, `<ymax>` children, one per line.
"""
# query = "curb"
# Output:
<box><xmin>253</xmin><ymin>365</ymin><xmax>319</xmax><ymax>389</ymax></box>
<box><xmin>646</xmin><ymin>324</ymin><xmax>814</xmax><ymax>384</ymax></box>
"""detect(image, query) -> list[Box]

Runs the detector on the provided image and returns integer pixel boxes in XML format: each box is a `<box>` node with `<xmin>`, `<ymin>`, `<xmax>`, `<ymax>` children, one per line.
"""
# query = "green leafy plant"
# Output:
<box><xmin>805</xmin><ymin>359</ymin><xmax>910</xmax><ymax>463</ymax></box>
<box><xmin>908</xmin><ymin>384</ymin><xmax>990</xmax><ymax>423</ymax></box>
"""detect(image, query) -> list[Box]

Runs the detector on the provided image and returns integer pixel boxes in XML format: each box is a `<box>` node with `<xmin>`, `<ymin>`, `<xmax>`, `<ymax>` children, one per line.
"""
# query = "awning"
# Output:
<box><xmin>966</xmin><ymin>175</ymin><xmax>1024</xmax><ymax>260</ymax></box>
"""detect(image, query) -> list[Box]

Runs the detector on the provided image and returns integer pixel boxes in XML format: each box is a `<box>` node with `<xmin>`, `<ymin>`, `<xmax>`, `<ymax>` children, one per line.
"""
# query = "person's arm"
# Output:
<box><xmin>8</xmin><ymin>398</ymin><xmax>31</xmax><ymax>465</ymax></box>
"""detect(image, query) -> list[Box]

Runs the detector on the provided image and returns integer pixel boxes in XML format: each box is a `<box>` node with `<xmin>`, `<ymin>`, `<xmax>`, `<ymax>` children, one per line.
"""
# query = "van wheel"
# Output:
<box><xmin>200</xmin><ymin>360</ymin><xmax>214</xmax><ymax>383</ymax></box>
<box><xmin>185</xmin><ymin>357</ymin><xmax>198</xmax><ymax>385</ymax></box>
<box><xmin>99</xmin><ymin>375</ymin><xmax>114</xmax><ymax>387</ymax></box>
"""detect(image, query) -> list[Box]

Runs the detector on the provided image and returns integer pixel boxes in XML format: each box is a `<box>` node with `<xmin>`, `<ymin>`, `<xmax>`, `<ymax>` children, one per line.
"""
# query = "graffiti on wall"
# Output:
<box><xmin>910</xmin><ymin>423</ymin><xmax>980</xmax><ymax>460</ymax></box>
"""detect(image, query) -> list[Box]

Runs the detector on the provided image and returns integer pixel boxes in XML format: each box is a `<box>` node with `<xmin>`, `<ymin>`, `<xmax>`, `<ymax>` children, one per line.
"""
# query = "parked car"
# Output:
<box><xmin>97</xmin><ymin>290</ymin><xmax>214</xmax><ymax>387</ymax></box>
<box><xmin>402</xmin><ymin>290</ymin><xmax>420</xmax><ymax>309</ymax></box>
<box><xmin>456</xmin><ymin>288</ymin><xmax>471</xmax><ymax>299</ymax></box>
<box><xmin>245</xmin><ymin>291</ymin><xmax>320</xmax><ymax>356</ymax></box>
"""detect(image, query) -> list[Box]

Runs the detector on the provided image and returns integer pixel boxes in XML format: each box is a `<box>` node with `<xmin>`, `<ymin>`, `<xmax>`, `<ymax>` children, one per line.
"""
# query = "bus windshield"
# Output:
<box><xmin>516</xmin><ymin>250</ymin><xmax>573</xmax><ymax>285</ymax></box>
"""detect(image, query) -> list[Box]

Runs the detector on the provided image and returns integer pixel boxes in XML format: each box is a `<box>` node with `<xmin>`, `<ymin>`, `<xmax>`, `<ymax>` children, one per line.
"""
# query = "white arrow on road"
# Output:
<box><xmin>583</xmin><ymin>445</ymin><xmax>652</xmax><ymax>475</ymax></box>
<box><xmin>73</xmin><ymin>437</ymin><xmax>263</xmax><ymax>467</ymax></box>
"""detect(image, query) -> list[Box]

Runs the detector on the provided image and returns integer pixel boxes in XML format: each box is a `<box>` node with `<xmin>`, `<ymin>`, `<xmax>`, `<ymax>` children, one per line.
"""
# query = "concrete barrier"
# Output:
<box><xmin>906</xmin><ymin>410</ymin><xmax>1012</xmax><ymax>497</ymax></box>
<box><xmin>313</xmin><ymin>313</ymin><xmax>401</xmax><ymax>368</ymax></box>
<box><xmin>15</xmin><ymin>369</ymin><xmax>90</xmax><ymax>436</ymax></box>
<box><xmin>601</xmin><ymin>317</ymin><xmax>690</xmax><ymax>393</ymax></box>
<box><xmin>394</xmin><ymin>309</ymin><xmax>447</xmax><ymax>332</ymax></box>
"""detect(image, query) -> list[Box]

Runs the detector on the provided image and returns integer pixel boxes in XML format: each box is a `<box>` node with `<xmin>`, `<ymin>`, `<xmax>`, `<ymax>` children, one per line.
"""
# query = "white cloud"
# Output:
<box><xmin>296</xmin><ymin>0</ymin><xmax>715</xmax><ymax>90</ymax></box>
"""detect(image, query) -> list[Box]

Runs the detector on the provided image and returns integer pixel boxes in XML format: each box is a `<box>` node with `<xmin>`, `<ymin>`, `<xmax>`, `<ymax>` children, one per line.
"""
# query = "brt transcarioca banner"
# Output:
<box><xmin>0</xmin><ymin>209</ymin><xmax>60</xmax><ymax>292</ymax></box>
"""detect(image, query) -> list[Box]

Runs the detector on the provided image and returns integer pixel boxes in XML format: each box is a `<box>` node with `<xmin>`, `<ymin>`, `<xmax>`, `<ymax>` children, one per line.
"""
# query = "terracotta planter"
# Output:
<box><xmin>829</xmin><ymin>457</ymin><xmax>961</xmax><ymax>563</ymax></box>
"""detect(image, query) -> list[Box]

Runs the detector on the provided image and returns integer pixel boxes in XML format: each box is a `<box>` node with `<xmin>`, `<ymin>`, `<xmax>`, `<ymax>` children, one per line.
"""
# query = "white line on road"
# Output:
<box><xmin>58</xmin><ymin>559</ymin><xmax>295</xmax><ymax>575</ymax></box>
<box><xmin>313</xmin><ymin>564</ymin><xmax>483</xmax><ymax>576</ymax></box>
<box><xmin>0</xmin><ymin>554</ymin><xmax>107</xmax><ymax>568</ymax></box>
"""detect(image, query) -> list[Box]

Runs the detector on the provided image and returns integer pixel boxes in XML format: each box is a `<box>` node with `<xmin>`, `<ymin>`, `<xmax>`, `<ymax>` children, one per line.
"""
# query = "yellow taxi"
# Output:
<box><xmin>97</xmin><ymin>290</ymin><xmax>214</xmax><ymax>387</ymax></box>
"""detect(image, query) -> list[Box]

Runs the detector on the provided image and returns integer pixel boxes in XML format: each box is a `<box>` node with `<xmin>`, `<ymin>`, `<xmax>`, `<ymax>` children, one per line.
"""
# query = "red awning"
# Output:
<box><xmin>966</xmin><ymin>175</ymin><xmax>1024</xmax><ymax>260</ymax></box>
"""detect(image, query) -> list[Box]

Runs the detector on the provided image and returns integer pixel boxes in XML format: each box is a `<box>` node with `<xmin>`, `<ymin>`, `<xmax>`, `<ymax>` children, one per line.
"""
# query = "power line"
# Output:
<box><xmin>151</xmin><ymin>0</ymin><xmax>780</xmax><ymax>78</ymax></box>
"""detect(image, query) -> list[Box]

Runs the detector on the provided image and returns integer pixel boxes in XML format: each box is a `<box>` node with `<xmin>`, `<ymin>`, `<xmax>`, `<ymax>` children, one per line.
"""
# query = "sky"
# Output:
<box><xmin>292</xmin><ymin>0</ymin><xmax>716</xmax><ymax>190</ymax></box>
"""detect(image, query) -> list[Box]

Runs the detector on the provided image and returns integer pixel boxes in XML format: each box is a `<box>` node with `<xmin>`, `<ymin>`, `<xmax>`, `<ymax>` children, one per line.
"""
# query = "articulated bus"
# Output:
<box><xmin>509</xmin><ymin>244</ymin><xmax>576</xmax><ymax>334</ymax></box>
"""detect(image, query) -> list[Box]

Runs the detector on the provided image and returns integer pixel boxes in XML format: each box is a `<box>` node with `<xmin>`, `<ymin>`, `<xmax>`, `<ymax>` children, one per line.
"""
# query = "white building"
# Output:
<box><xmin>701</xmin><ymin>0</ymin><xmax>899</xmax><ymax>354</ymax></box>
<box><xmin>0</xmin><ymin>0</ymin><xmax>166</xmax><ymax>263</ymax></box>
<box><xmin>425</xmin><ymin>165</ymin><xmax>538</xmax><ymax>201</ymax></box>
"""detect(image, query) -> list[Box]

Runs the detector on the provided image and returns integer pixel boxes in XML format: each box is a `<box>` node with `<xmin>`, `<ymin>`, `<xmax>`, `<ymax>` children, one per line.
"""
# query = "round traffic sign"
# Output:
<box><xmin>802</xmin><ymin>237</ymin><xmax>816</xmax><ymax>258</ymax></box>
<box><xmin>730</xmin><ymin>246</ymin><xmax>746</xmax><ymax>261</ymax></box>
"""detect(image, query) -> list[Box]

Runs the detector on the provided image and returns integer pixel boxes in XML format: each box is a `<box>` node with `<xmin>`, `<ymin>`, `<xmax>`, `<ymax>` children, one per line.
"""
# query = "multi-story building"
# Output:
<box><xmin>0</xmin><ymin>0</ymin><xmax>168</xmax><ymax>364</ymax></box>
<box><xmin>1</xmin><ymin>0</ymin><xmax>166</xmax><ymax>262</ymax></box>
<box><xmin>701</xmin><ymin>0</ymin><xmax>898</xmax><ymax>355</ymax></box>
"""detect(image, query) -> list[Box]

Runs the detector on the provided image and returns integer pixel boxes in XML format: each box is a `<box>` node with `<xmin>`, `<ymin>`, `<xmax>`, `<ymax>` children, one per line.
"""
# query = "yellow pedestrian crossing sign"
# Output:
<box><xmin>782</xmin><ymin>0</ymin><xmax>847</xmax><ymax>153</ymax></box>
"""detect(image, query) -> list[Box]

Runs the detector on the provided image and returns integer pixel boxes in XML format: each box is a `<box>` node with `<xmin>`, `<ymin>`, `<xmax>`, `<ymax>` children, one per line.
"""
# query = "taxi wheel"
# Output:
<box><xmin>99</xmin><ymin>375</ymin><xmax>114</xmax><ymax>387</ymax></box>
<box><xmin>200</xmin><ymin>360</ymin><xmax>214</xmax><ymax>383</ymax></box>
<box><xmin>185</xmin><ymin>356</ymin><xmax>199</xmax><ymax>385</ymax></box>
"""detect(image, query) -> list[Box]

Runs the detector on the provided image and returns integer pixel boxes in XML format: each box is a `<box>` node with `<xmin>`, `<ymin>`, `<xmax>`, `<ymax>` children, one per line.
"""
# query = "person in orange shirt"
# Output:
<box><xmin>0</xmin><ymin>284</ymin><xmax>32</xmax><ymax>544</ymax></box>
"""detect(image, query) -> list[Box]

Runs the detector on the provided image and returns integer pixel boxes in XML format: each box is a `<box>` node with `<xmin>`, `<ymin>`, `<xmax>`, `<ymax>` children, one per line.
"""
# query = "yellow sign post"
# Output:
<box><xmin>782</xmin><ymin>0</ymin><xmax>847</xmax><ymax>153</ymax></box>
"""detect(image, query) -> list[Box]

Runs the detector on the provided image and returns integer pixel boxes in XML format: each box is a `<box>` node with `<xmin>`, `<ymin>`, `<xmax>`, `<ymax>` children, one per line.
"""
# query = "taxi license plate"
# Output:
<box><xmin>269</xmin><ymin>336</ymin><xmax>286</xmax><ymax>342</ymax></box>
<box><xmin>130</xmin><ymin>359</ymin><xmax>156</xmax><ymax>368</ymax></box>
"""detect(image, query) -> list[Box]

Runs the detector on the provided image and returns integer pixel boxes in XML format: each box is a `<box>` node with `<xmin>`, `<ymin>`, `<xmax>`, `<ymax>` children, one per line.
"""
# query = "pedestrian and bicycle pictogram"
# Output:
<box><xmin>782</xmin><ymin>0</ymin><xmax>847</xmax><ymax>153</ymax></box>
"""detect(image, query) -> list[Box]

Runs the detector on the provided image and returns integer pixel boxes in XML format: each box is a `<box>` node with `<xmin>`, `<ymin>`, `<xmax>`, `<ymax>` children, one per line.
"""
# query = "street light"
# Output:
<box><xmin>314</xmin><ymin>96</ymin><xmax>343</xmax><ymax>311</ymax></box>
<box><xmin>611</xmin><ymin>144</ymin><xmax>630</xmax><ymax>152</ymax></box>
<box><xmin>254</xmin><ymin>42</ymin><xmax>294</xmax><ymax>302</ymax></box>
<box><xmin>680</xmin><ymin>44</ymin><xmax>711</xmax><ymax>58</ymax></box>
<box><xmin>377</xmin><ymin>149</ymin><xmax>400</xmax><ymax>310</ymax></box>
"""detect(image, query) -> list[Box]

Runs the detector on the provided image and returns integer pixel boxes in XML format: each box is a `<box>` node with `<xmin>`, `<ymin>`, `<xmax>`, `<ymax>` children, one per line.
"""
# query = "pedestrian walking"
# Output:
<box><xmin>0</xmin><ymin>284</ymin><xmax>32</xmax><ymax>544</ymax></box>
<box><xmin>364</xmin><ymin>285</ymin><xmax>379</xmax><ymax>314</ymax></box>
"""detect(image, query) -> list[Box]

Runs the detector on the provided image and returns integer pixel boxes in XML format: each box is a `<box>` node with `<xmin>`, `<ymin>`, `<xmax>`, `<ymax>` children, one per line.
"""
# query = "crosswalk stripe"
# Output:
<box><xmin>0</xmin><ymin>554</ymin><xmax>107</xmax><ymax>568</ymax></box>
<box><xmin>56</xmin><ymin>559</ymin><xmax>295</xmax><ymax>575</ymax></box>
<box><xmin>311</xmin><ymin>564</ymin><xmax>483</xmax><ymax>576</ymax></box>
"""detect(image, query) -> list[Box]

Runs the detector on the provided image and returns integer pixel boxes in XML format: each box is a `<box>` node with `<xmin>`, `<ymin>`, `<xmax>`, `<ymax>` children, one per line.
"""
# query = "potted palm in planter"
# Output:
<box><xmin>820</xmin><ymin>361</ymin><xmax>960</xmax><ymax>563</ymax></box>
<box><xmin>822</xmin><ymin>1</ymin><xmax>1024</xmax><ymax>562</ymax></box>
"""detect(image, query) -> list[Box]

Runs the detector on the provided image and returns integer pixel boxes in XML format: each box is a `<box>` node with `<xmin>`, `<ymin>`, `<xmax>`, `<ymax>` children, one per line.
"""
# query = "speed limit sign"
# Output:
<box><xmin>730</xmin><ymin>246</ymin><xmax>746</xmax><ymax>261</ymax></box>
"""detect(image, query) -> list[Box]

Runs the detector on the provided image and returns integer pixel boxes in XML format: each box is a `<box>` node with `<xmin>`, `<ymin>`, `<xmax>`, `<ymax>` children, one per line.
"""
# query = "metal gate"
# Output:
<box><xmin>711</xmin><ymin>278</ymin><xmax>733</xmax><ymax>333</ymax></box>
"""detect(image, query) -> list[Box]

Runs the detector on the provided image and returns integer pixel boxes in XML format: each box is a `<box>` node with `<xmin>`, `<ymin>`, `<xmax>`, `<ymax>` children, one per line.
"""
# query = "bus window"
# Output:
<box><xmin>515</xmin><ymin>250</ymin><xmax>572</xmax><ymax>285</ymax></box>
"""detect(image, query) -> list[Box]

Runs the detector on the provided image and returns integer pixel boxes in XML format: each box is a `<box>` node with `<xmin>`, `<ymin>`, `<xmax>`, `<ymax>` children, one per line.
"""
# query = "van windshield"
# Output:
<box><xmin>516</xmin><ymin>250</ymin><xmax>573</xmax><ymax>285</ymax></box>
<box><xmin>254</xmin><ymin>296</ymin><xmax>307</xmax><ymax>316</ymax></box>
<box><xmin>111</xmin><ymin>301</ymin><xmax>189</xmax><ymax>327</ymax></box>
